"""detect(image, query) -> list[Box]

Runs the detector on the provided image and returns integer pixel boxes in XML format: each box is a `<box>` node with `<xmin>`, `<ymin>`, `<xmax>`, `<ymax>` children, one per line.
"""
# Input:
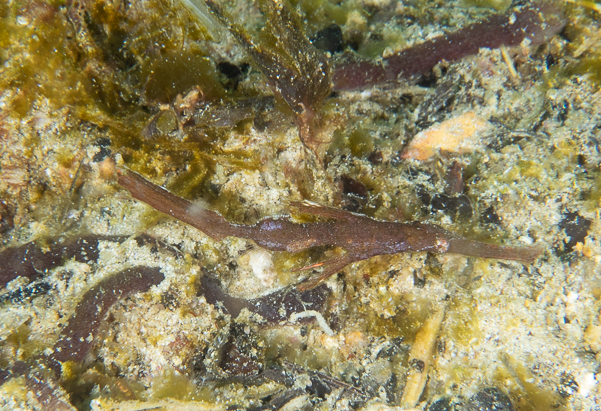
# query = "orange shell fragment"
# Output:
<box><xmin>401</xmin><ymin>111</ymin><xmax>490</xmax><ymax>161</ymax></box>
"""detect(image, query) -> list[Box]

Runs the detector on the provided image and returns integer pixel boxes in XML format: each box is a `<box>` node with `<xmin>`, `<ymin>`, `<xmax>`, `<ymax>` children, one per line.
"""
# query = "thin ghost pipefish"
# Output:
<box><xmin>117</xmin><ymin>170</ymin><xmax>541</xmax><ymax>290</ymax></box>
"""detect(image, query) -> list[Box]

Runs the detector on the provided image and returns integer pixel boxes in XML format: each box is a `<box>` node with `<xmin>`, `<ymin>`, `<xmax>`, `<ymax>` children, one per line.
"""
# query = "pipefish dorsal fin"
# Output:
<box><xmin>289</xmin><ymin>200</ymin><xmax>366</xmax><ymax>222</ymax></box>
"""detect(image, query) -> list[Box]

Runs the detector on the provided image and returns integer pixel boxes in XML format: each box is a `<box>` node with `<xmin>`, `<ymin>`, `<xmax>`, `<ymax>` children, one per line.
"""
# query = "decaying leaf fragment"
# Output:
<box><xmin>205</xmin><ymin>0</ymin><xmax>331</xmax><ymax>154</ymax></box>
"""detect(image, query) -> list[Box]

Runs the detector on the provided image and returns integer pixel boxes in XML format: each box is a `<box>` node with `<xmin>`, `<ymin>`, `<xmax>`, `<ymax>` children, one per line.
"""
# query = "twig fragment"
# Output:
<box><xmin>401</xmin><ymin>309</ymin><xmax>445</xmax><ymax>408</ymax></box>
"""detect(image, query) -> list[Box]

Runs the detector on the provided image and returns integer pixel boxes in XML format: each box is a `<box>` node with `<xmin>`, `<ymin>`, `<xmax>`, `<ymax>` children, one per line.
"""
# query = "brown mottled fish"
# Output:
<box><xmin>118</xmin><ymin>170</ymin><xmax>541</xmax><ymax>290</ymax></box>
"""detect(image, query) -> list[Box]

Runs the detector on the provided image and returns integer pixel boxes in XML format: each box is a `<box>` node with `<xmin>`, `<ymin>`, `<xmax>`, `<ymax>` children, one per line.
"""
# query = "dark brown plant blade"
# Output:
<box><xmin>0</xmin><ymin>235</ymin><xmax>125</xmax><ymax>289</ymax></box>
<box><xmin>198</xmin><ymin>275</ymin><xmax>329</xmax><ymax>323</ymax></box>
<box><xmin>332</xmin><ymin>3</ymin><xmax>566</xmax><ymax>90</ymax></box>
<box><xmin>50</xmin><ymin>267</ymin><xmax>164</xmax><ymax>365</ymax></box>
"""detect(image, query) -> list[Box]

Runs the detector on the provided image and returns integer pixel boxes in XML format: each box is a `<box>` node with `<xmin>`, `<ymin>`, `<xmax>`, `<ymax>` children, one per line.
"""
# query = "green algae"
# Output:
<box><xmin>0</xmin><ymin>3</ymin><xmax>94</xmax><ymax>118</ymax></box>
<box><xmin>444</xmin><ymin>291</ymin><xmax>483</xmax><ymax>347</ymax></box>
<box><xmin>291</xmin><ymin>0</ymin><xmax>361</xmax><ymax>34</ymax></box>
<box><xmin>495</xmin><ymin>354</ymin><xmax>566</xmax><ymax>411</ymax></box>
<box><xmin>141</xmin><ymin>52</ymin><xmax>224</xmax><ymax>104</ymax></box>
<box><xmin>149</xmin><ymin>368</ymin><xmax>209</xmax><ymax>401</ymax></box>
<box><xmin>348</xmin><ymin>127</ymin><xmax>376</xmax><ymax>158</ymax></box>
<box><xmin>571</xmin><ymin>55</ymin><xmax>601</xmax><ymax>86</ymax></box>
<box><xmin>461</xmin><ymin>0</ymin><xmax>511</xmax><ymax>12</ymax></box>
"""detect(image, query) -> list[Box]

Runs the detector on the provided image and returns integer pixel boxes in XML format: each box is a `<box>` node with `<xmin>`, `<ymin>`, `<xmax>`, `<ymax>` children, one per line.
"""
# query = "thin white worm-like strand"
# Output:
<box><xmin>289</xmin><ymin>310</ymin><xmax>334</xmax><ymax>336</ymax></box>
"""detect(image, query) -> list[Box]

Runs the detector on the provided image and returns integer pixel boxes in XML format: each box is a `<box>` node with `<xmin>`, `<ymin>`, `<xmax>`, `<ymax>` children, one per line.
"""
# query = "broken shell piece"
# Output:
<box><xmin>401</xmin><ymin>111</ymin><xmax>491</xmax><ymax>161</ymax></box>
<box><xmin>239</xmin><ymin>248</ymin><xmax>277</xmax><ymax>287</ymax></box>
<box><xmin>401</xmin><ymin>309</ymin><xmax>445</xmax><ymax>408</ymax></box>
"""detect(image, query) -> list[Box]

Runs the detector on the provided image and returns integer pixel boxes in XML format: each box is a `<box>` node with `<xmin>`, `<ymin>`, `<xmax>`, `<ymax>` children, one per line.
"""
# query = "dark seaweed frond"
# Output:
<box><xmin>50</xmin><ymin>267</ymin><xmax>164</xmax><ymax>366</ymax></box>
<box><xmin>198</xmin><ymin>274</ymin><xmax>329</xmax><ymax>323</ymax></box>
<box><xmin>205</xmin><ymin>0</ymin><xmax>331</xmax><ymax>153</ymax></box>
<box><xmin>332</xmin><ymin>2</ymin><xmax>566</xmax><ymax>90</ymax></box>
<box><xmin>0</xmin><ymin>235</ymin><xmax>126</xmax><ymax>289</ymax></box>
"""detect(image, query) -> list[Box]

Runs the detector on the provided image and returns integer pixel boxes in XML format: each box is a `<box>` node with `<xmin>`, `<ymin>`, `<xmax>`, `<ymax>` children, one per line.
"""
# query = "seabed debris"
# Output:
<box><xmin>1</xmin><ymin>0</ymin><xmax>601</xmax><ymax>410</ymax></box>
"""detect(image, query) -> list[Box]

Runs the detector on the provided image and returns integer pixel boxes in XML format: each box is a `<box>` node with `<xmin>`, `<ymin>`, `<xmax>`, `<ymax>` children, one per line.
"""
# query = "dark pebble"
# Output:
<box><xmin>92</xmin><ymin>146</ymin><xmax>111</xmax><ymax>162</ymax></box>
<box><xmin>217</xmin><ymin>61</ymin><xmax>249</xmax><ymax>92</ymax></box>
<box><xmin>429</xmin><ymin>396</ymin><xmax>462</xmax><ymax>411</ymax></box>
<box><xmin>311</xmin><ymin>24</ymin><xmax>344</xmax><ymax>54</ymax></box>
<box><xmin>466</xmin><ymin>387</ymin><xmax>514</xmax><ymax>411</ymax></box>
<box><xmin>557</xmin><ymin>211</ymin><xmax>592</xmax><ymax>254</ymax></box>
<box><xmin>557</xmin><ymin>373</ymin><xmax>578</xmax><ymax>398</ymax></box>
<box><xmin>481</xmin><ymin>206</ymin><xmax>502</xmax><ymax>226</ymax></box>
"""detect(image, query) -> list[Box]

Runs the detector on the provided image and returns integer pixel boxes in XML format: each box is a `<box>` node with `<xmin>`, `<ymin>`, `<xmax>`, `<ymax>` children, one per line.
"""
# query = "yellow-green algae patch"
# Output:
<box><xmin>149</xmin><ymin>368</ymin><xmax>209</xmax><ymax>401</ymax></box>
<box><xmin>460</xmin><ymin>0</ymin><xmax>511</xmax><ymax>12</ymax></box>
<box><xmin>443</xmin><ymin>291</ymin><xmax>483</xmax><ymax>347</ymax></box>
<box><xmin>494</xmin><ymin>354</ymin><xmax>566</xmax><ymax>411</ymax></box>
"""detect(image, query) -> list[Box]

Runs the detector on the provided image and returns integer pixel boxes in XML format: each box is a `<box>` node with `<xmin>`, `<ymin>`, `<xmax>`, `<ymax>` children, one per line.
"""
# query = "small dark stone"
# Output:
<box><xmin>217</xmin><ymin>61</ymin><xmax>240</xmax><ymax>78</ymax></box>
<box><xmin>341</xmin><ymin>175</ymin><xmax>368</xmax><ymax>198</ymax></box>
<box><xmin>218</xmin><ymin>323</ymin><xmax>264</xmax><ymax>377</ymax></box>
<box><xmin>444</xmin><ymin>161</ymin><xmax>464</xmax><ymax>195</ymax></box>
<box><xmin>556</xmin><ymin>211</ymin><xmax>592</xmax><ymax>254</ymax></box>
<box><xmin>413</xmin><ymin>269</ymin><xmax>426</xmax><ymax>288</ymax></box>
<box><xmin>557</xmin><ymin>373</ymin><xmax>578</xmax><ymax>398</ymax></box>
<box><xmin>311</xmin><ymin>24</ymin><xmax>344</xmax><ymax>53</ymax></box>
<box><xmin>341</xmin><ymin>175</ymin><xmax>368</xmax><ymax>212</ymax></box>
<box><xmin>217</xmin><ymin>61</ymin><xmax>248</xmax><ymax>92</ymax></box>
<box><xmin>429</xmin><ymin>396</ymin><xmax>461</xmax><ymax>411</ymax></box>
<box><xmin>367</xmin><ymin>150</ymin><xmax>383</xmax><ymax>165</ymax></box>
<box><xmin>341</xmin><ymin>196</ymin><xmax>363</xmax><ymax>212</ymax></box>
<box><xmin>208</xmin><ymin>182</ymin><xmax>222</xmax><ymax>196</ymax></box>
<box><xmin>92</xmin><ymin>146</ymin><xmax>111</xmax><ymax>162</ymax></box>
<box><xmin>0</xmin><ymin>281</ymin><xmax>53</xmax><ymax>305</ymax></box>
<box><xmin>424</xmin><ymin>253</ymin><xmax>443</xmax><ymax>277</ymax></box>
<box><xmin>94</xmin><ymin>137</ymin><xmax>111</xmax><ymax>147</ymax></box>
<box><xmin>410</xmin><ymin>359</ymin><xmax>425</xmax><ymax>372</ymax></box>
<box><xmin>429</xmin><ymin>193</ymin><xmax>473</xmax><ymax>220</ymax></box>
<box><xmin>546</xmin><ymin>52</ymin><xmax>557</xmax><ymax>68</ymax></box>
<box><xmin>307</xmin><ymin>375</ymin><xmax>332</xmax><ymax>399</ymax></box>
<box><xmin>481</xmin><ymin>206</ymin><xmax>502</xmax><ymax>226</ymax></box>
<box><xmin>160</xmin><ymin>292</ymin><xmax>179</xmax><ymax>310</ymax></box>
<box><xmin>466</xmin><ymin>387</ymin><xmax>514</xmax><ymax>411</ymax></box>
<box><xmin>416</xmin><ymin>71</ymin><xmax>440</xmax><ymax>88</ymax></box>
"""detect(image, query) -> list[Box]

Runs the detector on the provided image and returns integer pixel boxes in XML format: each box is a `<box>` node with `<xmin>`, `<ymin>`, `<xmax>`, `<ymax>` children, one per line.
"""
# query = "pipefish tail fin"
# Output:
<box><xmin>446</xmin><ymin>238</ymin><xmax>542</xmax><ymax>263</ymax></box>
<box><xmin>117</xmin><ymin>169</ymin><xmax>230</xmax><ymax>241</ymax></box>
<box><xmin>290</xmin><ymin>200</ymin><xmax>365</xmax><ymax>222</ymax></box>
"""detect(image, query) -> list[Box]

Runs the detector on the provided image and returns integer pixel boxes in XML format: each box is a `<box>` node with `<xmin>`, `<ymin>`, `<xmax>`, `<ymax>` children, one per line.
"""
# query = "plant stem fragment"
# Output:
<box><xmin>331</xmin><ymin>2</ymin><xmax>566</xmax><ymax>90</ymax></box>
